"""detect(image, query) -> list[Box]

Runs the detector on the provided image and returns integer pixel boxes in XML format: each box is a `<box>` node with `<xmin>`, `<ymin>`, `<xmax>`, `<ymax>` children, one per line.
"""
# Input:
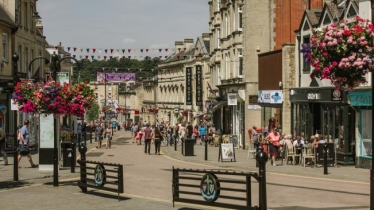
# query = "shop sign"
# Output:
<box><xmin>195</xmin><ymin>65</ymin><xmax>202</xmax><ymax>106</ymax></box>
<box><xmin>248</xmin><ymin>105</ymin><xmax>262</xmax><ymax>110</ymax></box>
<box><xmin>258</xmin><ymin>90</ymin><xmax>283</xmax><ymax>104</ymax></box>
<box><xmin>173</xmin><ymin>108</ymin><xmax>179</xmax><ymax>113</ymax></box>
<box><xmin>248</xmin><ymin>95</ymin><xmax>258</xmax><ymax>104</ymax></box>
<box><xmin>227</xmin><ymin>93</ymin><xmax>237</xmax><ymax>106</ymax></box>
<box><xmin>331</xmin><ymin>89</ymin><xmax>342</xmax><ymax>101</ymax></box>
<box><xmin>348</xmin><ymin>91</ymin><xmax>372</xmax><ymax>106</ymax></box>
<box><xmin>185</xmin><ymin>67</ymin><xmax>192</xmax><ymax>105</ymax></box>
<box><xmin>307</xmin><ymin>93</ymin><xmax>320</xmax><ymax>100</ymax></box>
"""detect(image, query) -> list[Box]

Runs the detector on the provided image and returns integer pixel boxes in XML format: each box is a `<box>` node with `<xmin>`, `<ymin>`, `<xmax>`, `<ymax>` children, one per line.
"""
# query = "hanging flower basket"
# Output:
<box><xmin>204</xmin><ymin>114</ymin><xmax>211</xmax><ymax>121</ymax></box>
<box><xmin>182</xmin><ymin>110</ymin><xmax>188</xmax><ymax>117</ymax></box>
<box><xmin>102</xmin><ymin>105</ymin><xmax>111</xmax><ymax>113</ymax></box>
<box><xmin>177</xmin><ymin>115</ymin><xmax>184</xmax><ymax>122</ymax></box>
<box><xmin>302</xmin><ymin>16</ymin><xmax>374</xmax><ymax>90</ymax></box>
<box><xmin>12</xmin><ymin>81</ymin><xmax>96</xmax><ymax>117</ymax></box>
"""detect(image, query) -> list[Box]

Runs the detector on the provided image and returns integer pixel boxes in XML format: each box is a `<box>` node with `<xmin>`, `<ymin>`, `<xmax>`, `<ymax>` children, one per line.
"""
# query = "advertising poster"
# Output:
<box><xmin>40</xmin><ymin>115</ymin><xmax>54</xmax><ymax>149</ymax></box>
<box><xmin>221</xmin><ymin>143</ymin><xmax>235</xmax><ymax>160</ymax></box>
<box><xmin>195</xmin><ymin>65</ymin><xmax>202</xmax><ymax>106</ymax></box>
<box><xmin>185</xmin><ymin>67</ymin><xmax>192</xmax><ymax>105</ymax></box>
<box><xmin>57</xmin><ymin>72</ymin><xmax>70</xmax><ymax>84</ymax></box>
<box><xmin>5</xmin><ymin>133</ymin><xmax>15</xmax><ymax>151</ymax></box>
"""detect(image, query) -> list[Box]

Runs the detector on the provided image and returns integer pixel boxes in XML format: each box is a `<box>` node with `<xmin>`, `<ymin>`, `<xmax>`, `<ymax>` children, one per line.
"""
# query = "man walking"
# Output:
<box><xmin>95</xmin><ymin>123</ymin><xmax>104</xmax><ymax>148</ymax></box>
<box><xmin>143</xmin><ymin>123</ymin><xmax>152</xmax><ymax>154</ymax></box>
<box><xmin>18</xmin><ymin>120</ymin><xmax>38</xmax><ymax>168</ymax></box>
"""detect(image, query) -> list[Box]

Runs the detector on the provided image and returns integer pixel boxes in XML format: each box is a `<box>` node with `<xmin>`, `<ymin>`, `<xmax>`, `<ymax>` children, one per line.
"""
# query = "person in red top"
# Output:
<box><xmin>143</xmin><ymin>123</ymin><xmax>153</xmax><ymax>154</ymax></box>
<box><xmin>266</xmin><ymin>128</ymin><xmax>281</xmax><ymax>166</ymax></box>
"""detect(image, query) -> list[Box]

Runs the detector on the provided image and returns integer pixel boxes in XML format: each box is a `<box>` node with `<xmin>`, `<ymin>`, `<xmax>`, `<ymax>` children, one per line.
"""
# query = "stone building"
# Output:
<box><xmin>0</xmin><ymin>0</ymin><xmax>47</xmax><ymax>136</ymax></box>
<box><xmin>156</xmin><ymin>38</ymin><xmax>210</xmax><ymax>126</ymax></box>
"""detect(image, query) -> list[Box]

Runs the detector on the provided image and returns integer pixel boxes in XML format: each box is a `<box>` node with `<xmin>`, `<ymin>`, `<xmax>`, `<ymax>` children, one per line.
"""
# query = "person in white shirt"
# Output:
<box><xmin>293</xmin><ymin>136</ymin><xmax>305</xmax><ymax>147</ymax></box>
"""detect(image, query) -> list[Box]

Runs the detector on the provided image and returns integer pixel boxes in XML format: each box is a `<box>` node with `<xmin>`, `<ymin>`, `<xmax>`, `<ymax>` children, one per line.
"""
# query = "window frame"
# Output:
<box><xmin>2</xmin><ymin>33</ymin><xmax>8</xmax><ymax>62</ymax></box>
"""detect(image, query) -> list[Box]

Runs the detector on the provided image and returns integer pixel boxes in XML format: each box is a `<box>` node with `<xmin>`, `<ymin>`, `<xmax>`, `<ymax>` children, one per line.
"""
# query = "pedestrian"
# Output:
<box><xmin>153</xmin><ymin>127</ymin><xmax>164</xmax><ymax>155</ymax></box>
<box><xmin>103</xmin><ymin>124</ymin><xmax>112</xmax><ymax>149</ymax></box>
<box><xmin>131</xmin><ymin>123</ymin><xmax>138</xmax><ymax>143</ymax></box>
<box><xmin>143</xmin><ymin>123</ymin><xmax>152</xmax><ymax>154</ymax></box>
<box><xmin>265</xmin><ymin>128</ymin><xmax>281</xmax><ymax>167</ymax></box>
<box><xmin>186</xmin><ymin>122</ymin><xmax>193</xmax><ymax>139</ymax></box>
<box><xmin>18</xmin><ymin>120</ymin><xmax>38</xmax><ymax>168</ymax></box>
<box><xmin>173</xmin><ymin>123</ymin><xmax>179</xmax><ymax>145</ymax></box>
<box><xmin>112</xmin><ymin>121</ymin><xmax>117</xmax><ymax>132</ymax></box>
<box><xmin>0</xmin><ymin>127</ymin><xmax>8</xmax><ymax>165</ymax></box>
<box><xmin>198</xmin><ymin>124</ymin><xmax>207</xmax><ymax>145</ymax></box>
<box><xmin>135</xmin><ymin>127</ymin><xmax>143</xmax><ymax>145</ymax></box>
<box><xmin>95</xmin><ymin>123</ymin><xmax>104</xmax><ymax>148</ymax></box>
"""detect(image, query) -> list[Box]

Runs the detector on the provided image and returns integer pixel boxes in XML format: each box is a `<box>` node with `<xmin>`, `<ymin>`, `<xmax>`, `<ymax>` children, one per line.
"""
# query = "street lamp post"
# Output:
<box><xmin>28</xmin><ymin>52</ymin><xmax>80</xmax><ymax>187</ymax></box>
<box><xmin>12</xmin><ymin>53</ymin><xmax>19</xmax><ymax>181</ymax></box>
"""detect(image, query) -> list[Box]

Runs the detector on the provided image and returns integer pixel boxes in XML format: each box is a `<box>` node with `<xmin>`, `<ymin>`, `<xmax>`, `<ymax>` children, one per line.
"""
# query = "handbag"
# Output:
<box><xmin>19</xmin><ymin>145</ymin><xmax>30</xmax><ymax>156</ymax></box>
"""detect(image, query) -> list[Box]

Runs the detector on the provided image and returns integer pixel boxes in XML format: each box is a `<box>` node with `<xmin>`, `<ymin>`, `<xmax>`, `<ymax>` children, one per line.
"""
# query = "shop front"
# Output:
<box><xmin>348</xmin><ymin>90</ymin><xmax>372</xmax><ymax>169</ymax></box>
<box><xmin>290</xmin><ymin>87</ymin><xmax>355</xmax><ymax>165</ymax></box>
<box><xmin>258</xmin><ymin>90</ymin><xmax>283</xmax><ymax>134</ymax></box>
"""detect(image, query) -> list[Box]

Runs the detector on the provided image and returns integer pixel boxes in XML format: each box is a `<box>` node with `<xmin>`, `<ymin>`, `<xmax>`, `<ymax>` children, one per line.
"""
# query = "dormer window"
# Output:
<box><xmin>323</xmin><ymin>15</ymin><xmax>331</xmax><ymax>25</ymax></box>
<box><xmin>303</xmin><ymin>21</ymin><xmax>310</xmax><ymax>31</ymax></box>
<box><xmin>347</xmin><ymin>6</ymin><xmax>357</xmax><ymax>18</ymax></box>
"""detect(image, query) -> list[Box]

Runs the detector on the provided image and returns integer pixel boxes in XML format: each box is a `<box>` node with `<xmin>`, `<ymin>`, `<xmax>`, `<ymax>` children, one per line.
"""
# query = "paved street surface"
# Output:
<box><xmin>0</xmin><ymin>129</ymin><xmax>370</xmax><ymax>210</ymax></box>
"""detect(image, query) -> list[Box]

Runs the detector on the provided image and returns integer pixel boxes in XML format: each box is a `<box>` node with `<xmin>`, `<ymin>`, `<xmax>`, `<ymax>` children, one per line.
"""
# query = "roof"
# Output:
<box><xmin>0</xmin><ymin>4</ymin><xmax>17</xmax><ymax>28</ymax></box>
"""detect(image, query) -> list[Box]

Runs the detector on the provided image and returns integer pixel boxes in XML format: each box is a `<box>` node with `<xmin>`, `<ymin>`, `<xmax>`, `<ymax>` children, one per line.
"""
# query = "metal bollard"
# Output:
<box><xmin>204</xmin><ymin>138</ymin><xmax>208</xmax><ymax>161</ymax></box>
<box><xmin>78</xmin><ymin>133</ymin><xmax>81</xmax><ymax>145</ymax></box>
<box><xmin>323</xmin><ymin>143</ymin><xmax>328</xmax><ymax>175</ymax></box>
<box><xmin>78</xmin><ymin>144</ymin><xmax>87</xmax><ymax>192</ymax></box>
<box><xmin>255</xmin><ymin>142</ymin><xmax>260</xmax><ymax>168</ymax></box>
<box><xmin>90</xmin><ymin>131</ymin><xmax>92</xmax><ymax>144</ymax></box>
<box><xmin>181</xmin><ymin>138</ymin><xmax>184</xmax><ymax>155</ymax></box>
<box><xmin>70</xmin><ymin>141</ymin><xmax>76</xmax><ymax>173</ymax></box>
<box><xmin>174</xmin><ymin>135</ymin><xmax>177</xmax><ymax>151</ymax></box>
<box><xmin>256</xmin><ymin>147</ymin><xmax>268</xmax><ymax>210</ymax></box>
<box><xmin>83</xmin><ymin>132</ymin><xmax>87</xmax><ymax>146</ymax></box>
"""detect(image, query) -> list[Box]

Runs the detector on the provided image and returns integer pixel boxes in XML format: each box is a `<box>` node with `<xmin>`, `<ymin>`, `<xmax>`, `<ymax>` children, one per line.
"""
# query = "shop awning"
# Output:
<box><xmin>348</xmin><ymin>91</ymin><xmax>372</xmax><ymax>106</ymax></box>
<box><xmin>211</xmin><ymin>101</ymin><xmax>227</xmax><ymax>112</ymax></box>
<box><xmin>193</xmin><ymin>112</ymin><xmax>207</xmax><ymax>119</ymax></box>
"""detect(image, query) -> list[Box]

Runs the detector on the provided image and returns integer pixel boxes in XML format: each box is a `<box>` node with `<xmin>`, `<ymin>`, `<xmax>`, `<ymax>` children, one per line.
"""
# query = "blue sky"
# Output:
<box><xmin>37</xmin><ymin>0</ymin><xmax>209</xmax><ymax>58</ymax></box>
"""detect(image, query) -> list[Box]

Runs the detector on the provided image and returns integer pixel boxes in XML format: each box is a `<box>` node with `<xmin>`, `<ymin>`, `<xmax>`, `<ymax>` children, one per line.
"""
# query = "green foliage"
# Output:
<box><xmin>85</xmin><ymin>101</ymin><xmax>100</xmax><ymax>123</ymax></box>
<box><xmin>71</xmin><ymin>57</ymin><xmax>160</xmax><ymax>83</ymax></box>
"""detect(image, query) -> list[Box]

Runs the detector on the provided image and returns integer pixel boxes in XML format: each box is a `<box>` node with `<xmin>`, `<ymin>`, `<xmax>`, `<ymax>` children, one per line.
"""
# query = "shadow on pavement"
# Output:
<box><xmin>84</xmin><ymin>190</ymin><xmax>131</xmax><ymax>201</ymax></box>
<box><xmin>271</xmin><ymin>206</ymin><xmax>370</xmax><ymax>210</ymax></box>
<box><xmin>0</xmin><ymin>180</ymin><xmax>29</xmax><ymax>189</ymax></box>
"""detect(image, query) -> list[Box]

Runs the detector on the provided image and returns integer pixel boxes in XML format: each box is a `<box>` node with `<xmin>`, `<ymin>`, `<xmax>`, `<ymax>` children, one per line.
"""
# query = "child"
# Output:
<box><xmin>135</xmin><ymin>128</ymin><xmax>143</xmax><ymax>145</ymax></box>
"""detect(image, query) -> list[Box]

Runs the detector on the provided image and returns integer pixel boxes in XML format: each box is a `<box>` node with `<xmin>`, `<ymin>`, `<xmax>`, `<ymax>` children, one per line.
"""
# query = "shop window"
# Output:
<box><xmin>360</xmin><ymin>109</ymin><xmax>372</xmax><ymax>157</ymax></box>
<box><xmin>302</xmin><ymin>35</ymin><xmax>311</xmax><ymax>74</ymax></box>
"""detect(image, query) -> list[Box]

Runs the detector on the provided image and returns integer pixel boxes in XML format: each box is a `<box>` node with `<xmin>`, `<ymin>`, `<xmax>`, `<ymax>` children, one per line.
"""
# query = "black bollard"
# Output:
<box><xmin>181</xmin><ymin>138</ymin><xmax>184</xmax><ymax>155</ymax></box>
<box><xmin>90</xmin><ymin>131</ymin><xmax>92</xmax><ymax>144</ymax></box>
<box><xmin>70</xmin><ymin>141</ymin><xmax>76</xmax><ymax>173</ymax></box>
<box><xmin>174</xmin><ymin>135</ymin><xmax>177</xmax><ymax>151</ymax></box>
<box><xmin>323</xmin><ymin>143</ymin><xmax>328</xmax><ymax>175</ymax></box>
<box><xmin>204</xmin><ymin>138</ymin><xmax>208</xmax><ymax>161</ymax></box>
<box><xmin>83</xmin><ymin>132</ymin><xmax>86</xmax><ymax>146</ymax></box>
<box><xmin>256</xmin><ymin>147</ymin><xmax>268</xmax><ymax>210</ymax></box>
<box><xmin>255</xmin><ymin>142</ymin><xmax>260</xmax><ymax>168</ymax></box>
<box><xmin>78</xmin><ymin>133</ymin><xmax>81</xmax><ymax>145</ymax></box>
<box><xmin>78</xmin><ymin>144</ymin><xmax>87</xmax><ymax>192</ymax></box>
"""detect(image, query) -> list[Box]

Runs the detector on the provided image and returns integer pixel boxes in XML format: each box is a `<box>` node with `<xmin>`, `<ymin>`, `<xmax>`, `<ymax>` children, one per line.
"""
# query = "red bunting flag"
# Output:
<box><xmin>184</xmin><ymin>48</ymin><xmax>186</xmax><ymax>51</ymax></box>
<box><xmin>110</xmin><ymin>49</ymin><xmax>114</xmax><ymax>53</ymax></box>
<box><xmin>55</xmin><ymin>46</ymin><xmax>58</xmax><ymax>50</ymax></box>
<box><xmin>73</xmin><ymin>47</ymin><xmax>77</xmax><ymax>52</ymax></box>
<box><xmin>104</xmin><ymin>56</ymin><xmax>107</xmax><ymax>60</ymax></box>
<box><xmin>165</xmin><ymin>48</ymin><xmax>168</xmax><ymax>52</ymax></box>
<box><xmin>122</xmin><ymin>56</ymin><xmax>125</xmax><ymax>59</ymax></box>
<box><xmin>159</xmin><ymin>56</ymin><xmax>162</xmax><ymax>59</ymax></box>
<box><xmin>146</xmin><ymin>49</ymin><xmax>149</xmax><ymax>52</ymax></box>
<box><xmin>85</xmin><ymin>55</ymin><xmax>88</xmax><ymax>60</ymax></box>
<box><xmin>128</xmin><ymin>49</ymin><xmax>131</xmax><ymax>53</ymax></box>
<box><xmin>93</xmin><ymin>48</ymin><xmax>96</xmax><ymax>53</ymax></box>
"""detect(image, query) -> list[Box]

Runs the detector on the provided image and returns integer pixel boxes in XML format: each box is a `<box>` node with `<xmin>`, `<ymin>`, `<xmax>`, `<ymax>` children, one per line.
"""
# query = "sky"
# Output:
<box><xmin>37</xmin><ymin>0</ymin><xmax>210</xmax><ymax>59</ymax></box>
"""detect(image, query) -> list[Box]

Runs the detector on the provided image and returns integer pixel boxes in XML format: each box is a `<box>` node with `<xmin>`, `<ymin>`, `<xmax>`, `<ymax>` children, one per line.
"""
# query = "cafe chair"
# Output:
<box><xmin>222</xmin><ymin>135</ymin><xmax>230</xmax><ymax>143</ymax></box>
<box><xmin>301</xmin><ymin>145</ymin><xmax>315</xmax><ymax>167</ymax></box>
<box><xmin>285</xmin><ymin>145</ymin><xmax>301</xmax><ymax>165</ymax></box>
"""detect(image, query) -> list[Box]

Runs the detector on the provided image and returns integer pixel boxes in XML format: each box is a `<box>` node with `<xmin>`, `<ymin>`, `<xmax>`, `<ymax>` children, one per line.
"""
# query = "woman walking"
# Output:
<box><xmin>103</xmin><ymin>124</ymin><xmax>113</xmax><ymax>149</ymax></box>
<box><xmin>153</xmin><ymin>127</ymin><xmax>164</xmax><ymax>155</ymax></box>
<box><xmin>266</xmin><ymin>128</ymin><xmax>281</xmax><ymax>166</ymax></box>
<box><xmin>135</xmin><ymin>127</ymin><xmax>143</xmax><ymax>145</ymax></box>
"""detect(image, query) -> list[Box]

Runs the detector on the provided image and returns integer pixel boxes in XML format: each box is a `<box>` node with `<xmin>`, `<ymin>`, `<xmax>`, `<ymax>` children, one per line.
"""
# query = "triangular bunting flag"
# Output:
<box><xmin>159</xmin><ymin>49</ymin><xmax>162</xmax><ymax>52</ymax></box>
<box><xmin>79</xmin><ymin>55</ymin><xmax>82</xmax><ymax>59</ymax></box>
<box><xmin>128</xmin><ymin>49</ymin><xmax>131</xmax><ymax>53</ymax></box>
<box><xmin>140</xmin><ymin>49</ymin><xmax>144</xmax><ymax>53</ymax></box>
<box><xmin>122</xmin><ymin>56</ymin><xmax>125</xmax><ymax>59</ymax></box>
<box><xmin>146</xmin><ymin>49</ymin><xmax>149</xmax><ymax>52</ymax></box>
<box><xmin>178</xmin><ymin>48</ymin><xmax>181</xmax><ymax>51</ymax></box>
<box><xmin>105</xmin><ymin>49</ymin><xmax>108</xmax><ymax>53</ymax></box>
<box><xmin>104</xmin><ymin>56</ymin><xmax>107</xmax><ymax>60</ymax></box>
<box><xmin>195</xmin><ymin>56</ymin><xmax>199</xmax><ymax>59</ymax></box>
<box><xmin>85</xmin><ymin>55</ymin><xmax>89</xmax><ymax>60</ymax></box>
<box><xmin>110</xmin><ymin>49</ymin><xmax>114</xmax><ymax>53</ymax></box>
<box><xmin>184</xmin><ymin>48</ymin><xmax>186</xmax><ymax>51</ymax></box>
<box><xmin>86</xmin><ymin>48</ymin><xmax>89</xmax><ymax>53</ymax></box>
<box><xmin>80</xmin><ymin>48</ymin><xmax>83</xmax><ymax>52</ymax></box>
<box><xmin>165</xmin><ymin>48</ymin><xmax>168</xmax><ymax>52</ymax></box>
<box><xmin>93</xmin><ymin>48</ymin><xmax>96</xmax><ymax>53</ymax></box>
<box><xmin>55</xmin><ymin>46</ymin><xmax>58</xmax><ymax>50</ymax></box>
<box><xmin>67</xmin><ymin>47</ymin><xmax>71</xmax><ymax>52</ymax></box>
<box><xmin>98</xmin><ymin>56</ymin><xmax>101</xmax><ymax>59</ymax></box>
<box><xmin>159</xmin><ymin>56</ymin><xmax>162</xmax><ymax>59</ymax></box>
<box><xmin>122</xmin><ymin>49</ymin><xmax>125</xmax><ymax>53</ymax></box>
<box><xmin>91</xmin><ymin>55</ymin><xmax>94</xmax><ymax>60</ymax></box>
<box><xmin>134</xmin><ymin>49</ymin><xmax>137</xmax><ymax>52</ymax></box>
<box><xmin>99</xmin><ymin>49</ymin><xmax>102</xmax><ymax>54</ymax></box>
<box><xmin>165</xmin><ymin>56</ymin><xmax>168</xmax><ymax>58</ymax></box>
<box><xmin>73</xmin><ymin>55</ymin><xmax>76</xmax><ymax>58</ymax></box>
<box><xmin>110</xmin><ymin>56</ymin><xmax>113</xmax><ymax>59</ymax></box>
<box><xmin>74</xmin><ymin>47</ymin><xmax>77</xmax><ymax>52</ymax></box>
<box><xmin>128</xmin><ymin>56</ymin><xmax>131</xmax><ymax>59</ymax></box>
<box><xmin>183</xmin><ymin>56</ymin><xmax>187</xmax><ymax>59</ymax></box>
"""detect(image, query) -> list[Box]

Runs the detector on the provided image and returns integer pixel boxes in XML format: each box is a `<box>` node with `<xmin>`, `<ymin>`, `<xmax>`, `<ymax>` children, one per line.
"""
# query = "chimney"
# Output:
<box><xmin>174</xmin><ymin>41</ymin><xmax>184</xmax><ymax>53</ymax></box>
<box><xmin>202</xmin><ymin>33</ymin><xmax>210</xmax><ymax>41</ymax></box>
<box><xmin>184</xmin><ymin>39</ymin><xmax>194</xmax><ymax>51</ymax></box>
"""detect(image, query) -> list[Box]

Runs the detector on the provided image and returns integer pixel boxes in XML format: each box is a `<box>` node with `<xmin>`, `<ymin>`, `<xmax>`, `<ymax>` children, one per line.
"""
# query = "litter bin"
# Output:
<box><xmin>61</xmin><ymin>142</ymin><xmax>73</xmax><ymax>167</ymax></box>
<box><xmin>183</xmin><ymin>138</ymin><xmax>194</xmax><ymax>156</ymax></box>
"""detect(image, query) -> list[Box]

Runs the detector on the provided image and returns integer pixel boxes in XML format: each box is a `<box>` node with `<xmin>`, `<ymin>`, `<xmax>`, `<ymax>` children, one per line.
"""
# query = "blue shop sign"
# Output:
<box><xmin>348</xmin><ymin>91</ymin><xmax>372</xmax><ymax>106</ymax></box>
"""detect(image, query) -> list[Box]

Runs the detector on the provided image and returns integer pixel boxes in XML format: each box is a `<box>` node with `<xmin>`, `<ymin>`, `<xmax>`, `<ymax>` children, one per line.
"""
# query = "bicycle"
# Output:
<box><xmin>161</xmin><ymin>131</ymin><xmax>171</xmax><ymax>147</ymax></box>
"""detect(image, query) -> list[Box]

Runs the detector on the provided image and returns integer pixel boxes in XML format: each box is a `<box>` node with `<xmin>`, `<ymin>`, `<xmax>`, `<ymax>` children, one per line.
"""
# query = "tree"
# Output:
<box><xmin>85</xmin><ymin>101</ymin><xmax>100</xmax><ymax>124</ymax></box>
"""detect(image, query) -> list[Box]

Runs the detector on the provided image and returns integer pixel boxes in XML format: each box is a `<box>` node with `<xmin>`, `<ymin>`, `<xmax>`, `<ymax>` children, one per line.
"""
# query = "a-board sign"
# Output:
<box><xmin>218</xmin><ymin>143</ymin><xmax>236</xmax><ymax>162</ymax></box>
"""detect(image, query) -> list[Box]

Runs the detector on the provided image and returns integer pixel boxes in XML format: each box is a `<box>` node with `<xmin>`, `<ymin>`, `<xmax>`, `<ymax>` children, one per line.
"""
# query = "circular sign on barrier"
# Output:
<box><xmin>94</xmin><ymin>164</ymin><xmax>106</xmax><ymax>187</ymax></box>
<box><xmin>200</xmin><ymin>173</ymin><xmax>220</xmax><ymax>202</ymax></box>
